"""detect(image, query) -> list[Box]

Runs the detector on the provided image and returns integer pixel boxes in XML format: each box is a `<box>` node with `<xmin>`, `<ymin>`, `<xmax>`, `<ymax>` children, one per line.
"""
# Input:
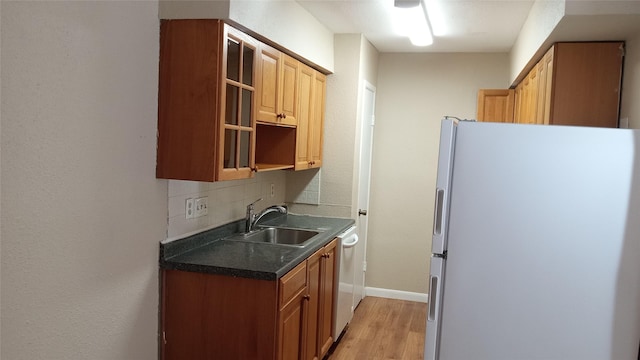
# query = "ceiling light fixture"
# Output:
<box><xmin>393</xmin><ymin>0</ymin><xmax>433</xmax><ymax>47</ymax></box>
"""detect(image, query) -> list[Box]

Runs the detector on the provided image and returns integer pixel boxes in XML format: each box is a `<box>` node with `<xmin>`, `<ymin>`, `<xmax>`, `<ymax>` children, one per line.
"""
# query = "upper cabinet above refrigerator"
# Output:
<box><xmin>477</xmin><ymin>41</ymin><xmax>624</xmax><ymax>128</ymax></box>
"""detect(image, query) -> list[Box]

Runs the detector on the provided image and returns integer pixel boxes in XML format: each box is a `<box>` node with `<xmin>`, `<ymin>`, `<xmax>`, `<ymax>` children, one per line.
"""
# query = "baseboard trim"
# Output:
<box><xmin>365</xmin><ymin>287</ymin><xmax>428</xmax><ymax>303</ymax></box>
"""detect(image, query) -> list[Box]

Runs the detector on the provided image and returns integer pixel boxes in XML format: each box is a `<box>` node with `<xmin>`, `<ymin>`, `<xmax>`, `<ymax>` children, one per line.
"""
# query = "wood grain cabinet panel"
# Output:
<box><xmin>156</xmin><ymin>20</ymin><xmax>258</xmax><ymax>182</ymax></box>
<box><xmin>257</xmin><ymin>44</ymin><xmax>298</xmax><ymax>127</ymax></box>
<box><xmin>479</xmin><ymin>42</ymin><xmax>623</xmax><ymax>128</ymax></box>
<box><xmin>295</xmin><ymin>64</ymin><xmax>325</xmax><ymax>170</ymax></box>
<box><xmin>476</xmin><ymin>89</ymin><xmax>515</xmax><ymax>123</ymax></box>
<box><xmin>161</xmin><ymin>238</ymin><xmax>339</xmax><ymax>360</ymax></box>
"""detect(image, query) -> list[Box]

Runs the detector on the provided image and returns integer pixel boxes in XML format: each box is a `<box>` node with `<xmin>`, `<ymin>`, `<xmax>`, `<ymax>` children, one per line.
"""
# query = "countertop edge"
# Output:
<box><xmin>159</xmin><ymin>214</ymin><xmax>355</xmax><ymax>281</ymax></box>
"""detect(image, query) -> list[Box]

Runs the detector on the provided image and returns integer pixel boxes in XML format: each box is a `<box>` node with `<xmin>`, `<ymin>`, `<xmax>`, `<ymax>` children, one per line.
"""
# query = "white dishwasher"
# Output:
<box><xmin>332</xmin><ymin>226</ymin><xmax>359</xmax><ymax>341</ymax></box>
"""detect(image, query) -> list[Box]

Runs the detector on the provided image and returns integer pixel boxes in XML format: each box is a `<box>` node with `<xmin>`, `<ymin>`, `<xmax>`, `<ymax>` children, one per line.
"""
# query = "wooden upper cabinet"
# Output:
<box><xmin>547</xmin><ymin>42</ymin><xmax>623</xmax><ymax>127</ymax></box>
<box><xmin>156</xmin><ymin>20</ymin><xmax>257</xmax><ymax>181</ymax></box>
<box><xmin>476</xmin><ymin>89</ymin><xmax>515</xmax><ymax>123</ymax></box>
<box><xmin>513</xmin><ymin>41</ymin><xmax>623</xmax><ymax>128</ymax></box>
<box><xmin>257</xmin><ymin>44</ymin><xmax>298</xmax><ymax>127</ymax></box>
<box><xmin>295</xmin><ymin>64</ymin><xmax>325</xmax><ymax>170</ymax></box>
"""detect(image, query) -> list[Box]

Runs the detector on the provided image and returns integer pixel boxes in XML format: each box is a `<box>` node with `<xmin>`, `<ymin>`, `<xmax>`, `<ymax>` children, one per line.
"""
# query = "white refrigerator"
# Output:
<box><xmin>426</xmin><ymin>119</ymin><xmax>640</xmax><ymax>360</ymax></box>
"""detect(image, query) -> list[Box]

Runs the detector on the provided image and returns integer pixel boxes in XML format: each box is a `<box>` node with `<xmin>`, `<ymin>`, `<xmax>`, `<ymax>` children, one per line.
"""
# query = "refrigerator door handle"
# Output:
<box><xmin>428</xmin><ymin>275</ymin><xmax>439</xmax><ymax>321</ymax></box>
<box><xmin>433</xmin><ymin>188</ymin><xmax>445</xmax><ymax>235</ymax></box>
<box><xmin>425</xmin><ymin>256</ymin><xmax>445</xmax><ymax>360</ymax></box>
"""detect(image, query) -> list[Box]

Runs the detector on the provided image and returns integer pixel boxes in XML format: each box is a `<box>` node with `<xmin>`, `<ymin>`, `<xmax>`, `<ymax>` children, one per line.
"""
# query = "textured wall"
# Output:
<box><xmin>1</xmin><ymin>1</ymin><xmax>167</xmax><ymax>358</ymax></box>
<box><xmin>368</xmin><ymin>53</ymin><xmax>511</xmax><ymax>294</ymax></box>
<box><xmin>167</xmin><ymin>172</ymin><xmax>287</xmax><ymax>241</ymax></box>
<box><xmin>158</xmin><ymin>0</ymin><xmax>335</xmax><ymax>72</ymax></box>
<box><xmin>286</xmin><ymin>34</ymin><xmax>379</xmax><ymax>219</ymax></box>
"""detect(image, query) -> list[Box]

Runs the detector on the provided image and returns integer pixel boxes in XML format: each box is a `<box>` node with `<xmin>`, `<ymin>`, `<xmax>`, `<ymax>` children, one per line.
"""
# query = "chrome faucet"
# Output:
<box><xmin>245</xmin><ymin>198</ymin><xmax>287</xmax><ymax>232</ymax></box>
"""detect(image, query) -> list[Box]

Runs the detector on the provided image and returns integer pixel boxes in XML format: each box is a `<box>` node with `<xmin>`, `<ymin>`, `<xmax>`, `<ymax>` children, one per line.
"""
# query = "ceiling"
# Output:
<box><xmin>296</xmin><ymin>0</ymin><xmax>640</xmax><ymax>54</ymax></box>
<box><xmin>296</xmin><ymin>0</ymin><xmax>536</xmax><ymax>53</ymax></box>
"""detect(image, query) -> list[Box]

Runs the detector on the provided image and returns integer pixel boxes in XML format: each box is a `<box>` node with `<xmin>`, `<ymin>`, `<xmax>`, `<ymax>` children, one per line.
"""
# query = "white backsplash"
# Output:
<box><xmin>166</xmin><ymin>171</ymin><xmax>287</xmax><ymax>241</ymax></box>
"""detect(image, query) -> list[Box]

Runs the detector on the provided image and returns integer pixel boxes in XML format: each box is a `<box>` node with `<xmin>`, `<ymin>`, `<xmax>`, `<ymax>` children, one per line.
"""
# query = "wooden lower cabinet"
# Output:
<box><xmin>161</xmin><ymin>238</ymin><xmax>338</xmax><ymax>360</ymax></box>
<box><xmin>161</xmin><ymin>270</ymin><xmax>278</xmax><ymax>359</ymax></box>
<box><xmin>317</xmin><ymin>239</ymin><xmax>337</xmax><ymax>357</ymax></box>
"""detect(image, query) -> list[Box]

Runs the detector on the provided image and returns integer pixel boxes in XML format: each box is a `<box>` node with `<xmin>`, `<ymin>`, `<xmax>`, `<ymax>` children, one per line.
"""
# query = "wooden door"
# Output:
<box><xmin>295</xmin><ymin>64</ymin><xmax>314</xmax><ymax>170</ymax></box>
<box><xmin>280</xmin><ymin>54</ymin><xmax>299</xmax><ymax>126</ymax></box>
<box><xmin>542</xmin><ymin>46</ymin><xmax>555</xmax><ymax>125</ymax></box>
<box><xmin>476</xmin><ymin>89</ymin><xmax>514</xmax><ymax>123</ymax></box>
<box><xmin>304</xmin><ymin>249</ymin><xmax>322</xmax><ymax>360</ymax></box>
<box><xmin>309</xmin><ymin>71</ymin><xmax>326</xmax><ymax>168</ymax></box>
<box><xmin>549</xmin><ymin>42</ymin><xmax>623</xmax><ymax>127</ymax></box>
<box><xmin>278</xmin><ymin>261</ymin><xmax>308</xmax><ymax>360</ymax></box>
<box><xmin>258</xmin><ymin>44</ymin><xmax>281</xmax><ymax>124</ymax></box>
<box><xmin>318</xmin><ymin>239</ymin><xmax>337</xmax><ymax>357</ymax></box>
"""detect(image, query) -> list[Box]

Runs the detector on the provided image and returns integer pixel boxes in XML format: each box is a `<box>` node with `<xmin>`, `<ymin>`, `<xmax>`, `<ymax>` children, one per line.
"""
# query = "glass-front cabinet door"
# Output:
<box><xmin>218</xmin><ymin>25</ymin><xmax>257</xmax><ymax>181</ymax></box>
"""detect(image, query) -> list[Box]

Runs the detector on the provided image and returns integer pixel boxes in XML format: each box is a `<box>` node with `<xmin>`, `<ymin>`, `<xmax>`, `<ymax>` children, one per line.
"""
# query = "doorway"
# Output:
<box><xmin>354</xmin><ymin>81</ymin><xmax>376</xmax><ymax>307</ymax></box>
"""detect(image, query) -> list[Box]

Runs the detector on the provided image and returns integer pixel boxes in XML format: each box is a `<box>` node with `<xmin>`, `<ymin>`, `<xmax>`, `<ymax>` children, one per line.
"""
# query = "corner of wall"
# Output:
<box><xmin>509</xmin><ymin>0</ymin><xmax>566</xmax><ymax>84</ymax></box>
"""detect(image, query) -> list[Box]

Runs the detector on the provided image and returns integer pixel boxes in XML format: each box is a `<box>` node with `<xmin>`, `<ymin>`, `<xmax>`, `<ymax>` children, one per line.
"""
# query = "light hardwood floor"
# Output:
<box><xmin>326</xmin><ymin>296</ymin><xmax>426</xmax><ymax>360</ymax></box>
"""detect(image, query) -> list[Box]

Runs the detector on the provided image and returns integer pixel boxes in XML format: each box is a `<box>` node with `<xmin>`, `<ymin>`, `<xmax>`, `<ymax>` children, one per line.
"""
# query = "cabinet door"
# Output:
<box><xmin>309</xmin><ymin>71</ymin><xmax>326</xmax><ymax>168</ymax></box>
<box><xmin>295</xmin><ymin>64</ymin><xmax>314</xmax><ymax>170</ymax></box>
<box><xmin>476</xmin><ymin>89</ymin><xmax>514</xmax><ymax>123</ymax></box>
<box><xmin>218</xmin><ymin>25</ymin><xmax>258</xmax><ymax>181</ymax></box>
<box><xmin>279</xmin><ymin>296</ymin><xmax>306</xmax><ymax>360</ymax></box>
<box><xmin>542</xmin><ymin>46</ymin><xmax>554</xmax><ymax>125</ymax></box>
<box><xmin>304</xmin><ymin>249</ymin><xmax>323</xmax><ymax>360</ymax></box>
<box><xmin>549</xmin><ymin>42</ymin><xmax>623</xmax><ymax>128</ymax></box>
<box><xmin>257</xmin><ymin>46</ymin><xmax>298</xmax><ymax>126</ymax></box>
<box><xmin>278</xmin><ymin>261</ymin><xmax>308</xmax><ymax>360</ymax></box>
<box><xmin>258</xmin><ymin>44</ymin><xmax>281</xmax><ymax>124</ymax></box>
<box><xmin>318</xmin><ymin>239</ymin><xmax>337</xmax><ymax>357</ymax></box>
<box><xmin>280</xmin><ymin>54</ymin><xmax>299</xmax><ymax>126</ymax></box>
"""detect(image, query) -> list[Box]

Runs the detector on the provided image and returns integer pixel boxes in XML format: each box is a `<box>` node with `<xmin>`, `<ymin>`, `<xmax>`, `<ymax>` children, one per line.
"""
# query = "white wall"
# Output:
<box><xmin>368</xmin><ymin>53</ymin><xmax>511</xmax><ymax>293</ymax></box>
<box><xmin>159</xmin><ymin>0</ymin><xmax>335</xmax><ymax>72</ymax></box>
<box><xmin>1</xmin><ymin>1</ymin><xmax>166</xmax><ymax>359</ymax></box>
<box><xmin>509</xmin><ymin>0</ymin><xmax>565</xmax><ymax>84</ymax></box>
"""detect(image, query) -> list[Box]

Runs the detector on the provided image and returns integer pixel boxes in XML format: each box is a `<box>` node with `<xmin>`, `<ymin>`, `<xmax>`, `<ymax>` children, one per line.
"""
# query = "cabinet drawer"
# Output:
<box><xmin>279</xmin><ymin>261</ymin><xmax>307</xmax><ymax>309</ymax></box>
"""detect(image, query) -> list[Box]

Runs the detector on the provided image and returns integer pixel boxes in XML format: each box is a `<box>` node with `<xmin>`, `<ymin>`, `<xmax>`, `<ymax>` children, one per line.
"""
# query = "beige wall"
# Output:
<box><xmin>621</xmin><ymin>31</ymin><xmax>640</xmax><ymax>129</ymax></box>
<box><xmin>1</xmin><ymin>1</ymin><xmax>166</xmax><ymax>359</ymax></box>
<box><xmin>167</xmin><ymin>172</ymin><xmax>287</xmax><ymax>241</ymax></box>
<box><xmin>287</xmin><ymin>34</ymin><xmax>379</xmax><ymax>219</ymax></box>
<box><xmin>368</xmin><ymin>53</ymin><xmax>511</xmax><ymax>294</ymax></box>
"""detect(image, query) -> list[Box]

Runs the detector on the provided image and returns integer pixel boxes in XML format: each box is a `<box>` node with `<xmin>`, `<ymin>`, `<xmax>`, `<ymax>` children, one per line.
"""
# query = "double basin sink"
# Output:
<box><xmin>225</xmin><ymin>226</ymin><xmax>322</xmax><ymax>248</ymax></box>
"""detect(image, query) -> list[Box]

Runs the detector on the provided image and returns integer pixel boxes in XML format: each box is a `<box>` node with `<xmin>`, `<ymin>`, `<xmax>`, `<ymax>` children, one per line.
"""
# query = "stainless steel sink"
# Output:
<box><xmin>227</xmin><ymin>227</ymin><xmax>321</xmax><ymax>247</ymax></box>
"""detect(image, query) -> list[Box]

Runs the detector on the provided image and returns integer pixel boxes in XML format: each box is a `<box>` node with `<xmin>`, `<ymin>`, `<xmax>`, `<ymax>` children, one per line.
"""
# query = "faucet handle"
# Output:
<box><xmin>247</xmin><ymin>197</ymin><xmax>263</xmax><ymax>209</ymax></box>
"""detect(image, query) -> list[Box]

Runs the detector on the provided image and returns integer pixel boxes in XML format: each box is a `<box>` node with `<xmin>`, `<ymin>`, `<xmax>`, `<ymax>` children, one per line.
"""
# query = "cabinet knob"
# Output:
<box><xmin>282</xmin><ymin>113</ymin><xmax>287</xmax><ymax>119</ymax></box>
<box><xmin>303</xmin><ymin>294</ymin><xmax>311</xmax><ymax>301</ymax></box>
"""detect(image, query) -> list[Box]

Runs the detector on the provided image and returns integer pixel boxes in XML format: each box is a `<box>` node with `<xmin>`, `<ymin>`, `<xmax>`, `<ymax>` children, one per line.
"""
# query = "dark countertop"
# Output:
<box><xmin>160</xmin><ymin>213</ymin><xmax>355</xmax><ymax>281</ymax></box>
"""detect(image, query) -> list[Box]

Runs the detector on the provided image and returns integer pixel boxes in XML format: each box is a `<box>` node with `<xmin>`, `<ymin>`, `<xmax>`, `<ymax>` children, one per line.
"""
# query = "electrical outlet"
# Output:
<box><xmin>195</xmin><ymin>196</ymin><xmax>208</xmax><ymax>217</ymax></box>
<box><xmin>270</xmin><ymin>183</ymin><xmax>275</xmax><ymax>198</ymax></box>
<box><xmin>185</xmin><ymin>198</ymin><xmax>194</xmax><ymax>219</ymax></box>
